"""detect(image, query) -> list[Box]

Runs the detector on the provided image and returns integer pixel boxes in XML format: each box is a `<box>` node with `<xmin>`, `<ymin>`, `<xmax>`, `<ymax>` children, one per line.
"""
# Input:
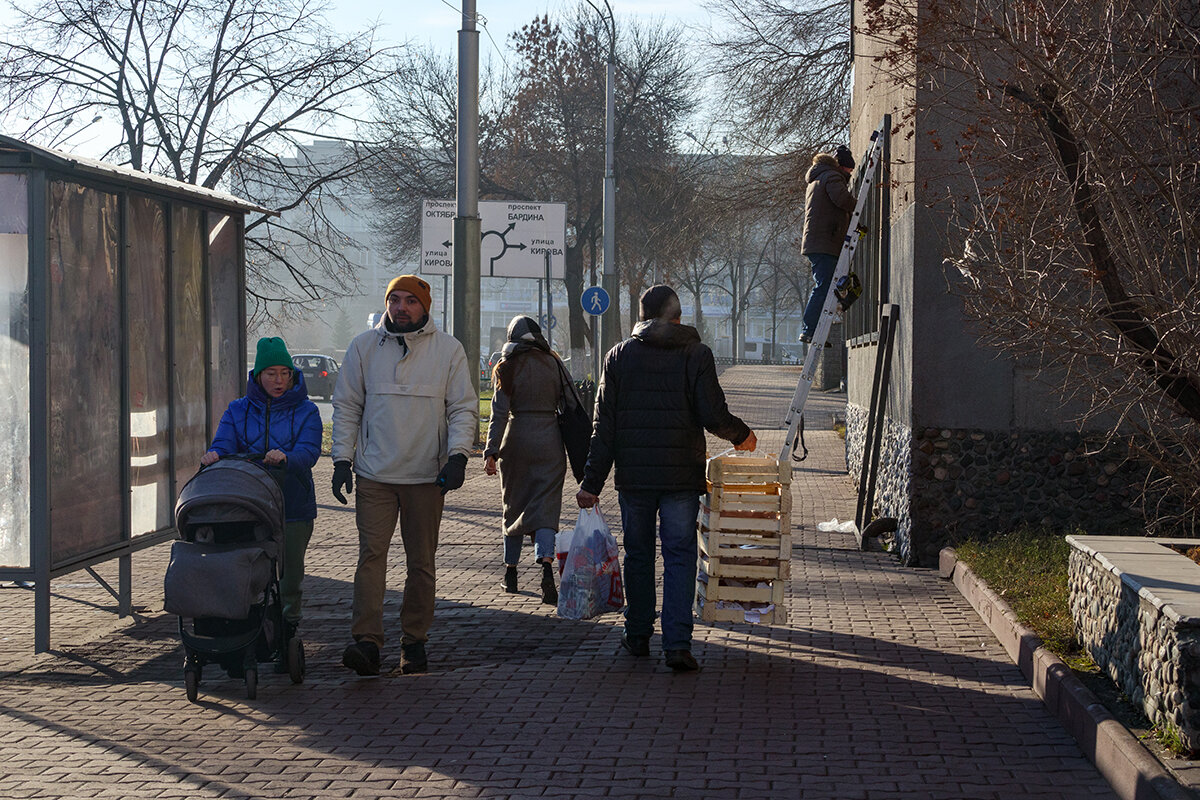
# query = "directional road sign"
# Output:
<box><xmin>420</xmin><ymin>200</ymin><xmax>567</xmax><ymax>279</ymax></box>
<box><xmin>581</xmin><ymin>286</ymin><xmax>610</xmax><ymax>316</ymax></box>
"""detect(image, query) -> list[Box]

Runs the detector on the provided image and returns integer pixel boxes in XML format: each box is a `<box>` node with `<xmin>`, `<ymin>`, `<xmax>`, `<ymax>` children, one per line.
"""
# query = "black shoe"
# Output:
<box><xmin>665</xmin><ymin>649</ymin><xmax>699</xmax><ymax>672</ymax></box>
<box><xmin>342</xmin><ymin>640</ymin><xmax>380</xmax><ymax>676</ymax></box>
<box><xmin>540</xmin><ymin>561</ymin><xmax>558</xmax><ymax>606</ymax></box>
<box><xmin>620</xmin><ymin>633</ymin><xmax>650</xmax><ymax>657</ymax></box>
<box><xmin>400</xmin><ymin>641</ymin><xmax>427</xmax><ymax>674</ymax></box>
<box><xmin>501</xmin><ymin>565</ymin><xmax>518</xmax><ymax>594</ymax></box>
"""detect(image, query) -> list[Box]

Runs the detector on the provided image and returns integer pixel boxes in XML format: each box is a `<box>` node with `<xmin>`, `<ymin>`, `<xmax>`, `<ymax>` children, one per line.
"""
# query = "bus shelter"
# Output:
<box><xmin>0</xmin><ymin>135</ymin><xmax>270</xmax><ymax>651</ymax></box>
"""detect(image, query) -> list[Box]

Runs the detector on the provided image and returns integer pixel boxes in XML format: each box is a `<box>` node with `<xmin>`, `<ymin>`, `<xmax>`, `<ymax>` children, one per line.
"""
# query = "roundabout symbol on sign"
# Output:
<box><xmin>581</xmin><ymin>286</ymin><xmax>610</xmax><ymax>316</ymax></box>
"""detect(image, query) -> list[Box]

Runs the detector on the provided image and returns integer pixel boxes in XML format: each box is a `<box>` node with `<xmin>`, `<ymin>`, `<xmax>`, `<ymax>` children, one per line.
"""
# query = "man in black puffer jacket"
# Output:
<box><xmin>577</xmin><ymin>285</ymin><xmax>757</xmax><ymax>672</ymax></box>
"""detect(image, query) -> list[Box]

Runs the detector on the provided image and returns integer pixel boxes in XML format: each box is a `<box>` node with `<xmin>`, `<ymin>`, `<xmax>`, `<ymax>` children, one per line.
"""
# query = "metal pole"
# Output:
<box><xmin>590</xmin><ymin>255</ymin><xmax>600</xmax><ymax>382</ymax></box>
<box><xmin>731</xmin><ymin>262</ymin><xmax>740</xmax><ymax>366</ymax></box>
<box><xmin>30</xmin><ymin>171</ymin><xmax>50</xmax><ymax>653</ymax></box>
<box><xmin>601</xmin><ymin>57</ymin><xmax>618</xmax><ymax>354</ymax></box>
<box><xmin>453</xmin><ymin>0</ymin><xmax>482</xmax><ymax>397</ymax></box>
<box><xmin>545</xmin><ymin>251</ymin><xmax>553</xmax><ymax>352</ymax></box>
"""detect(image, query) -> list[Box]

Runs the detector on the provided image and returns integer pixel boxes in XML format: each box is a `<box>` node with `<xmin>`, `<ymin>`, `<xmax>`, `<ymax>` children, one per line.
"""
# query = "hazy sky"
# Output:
<box><xmin>44</xmin><ymin>1</ymin><xmax>723</xmax><ymax>159</ymax></box>
<box><xmin>331</xmin><ymin>0</ymin><xmax>718</xmax><ymax>62</ymax></box>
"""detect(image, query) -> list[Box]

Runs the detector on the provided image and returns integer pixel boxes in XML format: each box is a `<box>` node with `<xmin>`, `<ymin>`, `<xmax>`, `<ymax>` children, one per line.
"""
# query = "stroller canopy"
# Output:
<box><xmin>175</xmin><ymin>459</ymin><xmax>286</xmax><ymax>545</ymax></box>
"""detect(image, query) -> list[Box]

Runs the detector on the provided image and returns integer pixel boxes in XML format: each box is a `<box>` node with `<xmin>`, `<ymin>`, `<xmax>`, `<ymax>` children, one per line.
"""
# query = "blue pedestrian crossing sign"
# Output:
<box><xmin>582</xmin><ymin>286</ymin><xmax>610</xmax><ymax>316</ymax></box>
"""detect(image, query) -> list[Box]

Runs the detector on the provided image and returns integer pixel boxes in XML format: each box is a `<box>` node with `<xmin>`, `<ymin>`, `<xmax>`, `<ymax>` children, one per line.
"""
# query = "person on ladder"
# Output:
<box><xmin>799</xmin><ymin>144</ymin><xmax>857</xmax><ymax>347</ymax></box>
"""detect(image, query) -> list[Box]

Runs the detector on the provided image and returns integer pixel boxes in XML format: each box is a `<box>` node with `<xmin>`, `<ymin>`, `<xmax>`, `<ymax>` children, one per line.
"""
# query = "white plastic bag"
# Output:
<box><xmin>554</xmin><ymin>528</ymin><xmax>574</xmax><ymax>577</ymax></box>
<box><xmin>816</xmin><ymin>518</ymin><xmax>858</xmax><ymax>533</ymax></box>
<box><xmin>556</xmin><ymin>507</ymin><xmax>624</xmax><ymax>620</ymax></box>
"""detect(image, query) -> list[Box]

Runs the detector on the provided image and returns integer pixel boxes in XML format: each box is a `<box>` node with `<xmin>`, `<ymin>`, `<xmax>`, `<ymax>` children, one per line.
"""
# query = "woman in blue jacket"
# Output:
<box><xmin>201</xmin><ymin>336</ymin><xmax>323</xmax><ymax>636</ymax></box>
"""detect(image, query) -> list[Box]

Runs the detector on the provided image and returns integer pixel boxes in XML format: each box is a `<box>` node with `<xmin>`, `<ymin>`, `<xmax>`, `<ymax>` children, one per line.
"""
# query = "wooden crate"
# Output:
<box><xmin>695</xmin><ymin>454</ymin><xmax>791</xmax><ymax>625</ymax></box>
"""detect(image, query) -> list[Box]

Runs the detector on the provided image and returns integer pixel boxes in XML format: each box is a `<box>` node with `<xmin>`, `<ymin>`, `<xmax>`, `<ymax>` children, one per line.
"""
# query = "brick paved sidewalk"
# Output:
<box><xmin>0</xmin><ymin>366</ymin><xmax>1119</xmax><ymax>799</ymax></box>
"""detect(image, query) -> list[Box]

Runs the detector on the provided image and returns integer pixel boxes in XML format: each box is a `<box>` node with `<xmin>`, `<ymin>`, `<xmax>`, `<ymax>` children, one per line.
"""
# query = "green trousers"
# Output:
<box><xmin>281</xmin><ymin>519</ymin><xmax>315</xmax><ymax>624</ymax></box>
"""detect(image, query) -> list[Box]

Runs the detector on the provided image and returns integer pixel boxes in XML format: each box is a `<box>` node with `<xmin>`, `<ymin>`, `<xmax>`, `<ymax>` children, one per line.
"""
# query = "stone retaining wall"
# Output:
<box><xmin>846</xmin><ymin>408</ymin><xmax>1145</xmax><ymax>566</ymax></box>
<box><xmin>1067</xmin><ymin>536</ymin><xmax>1200</xmax><ymax>754</ymax></box>
<box><xmin>845</xmin><ymin>404</ymin><xmax>915</xmax><ymax>563</ymax></box>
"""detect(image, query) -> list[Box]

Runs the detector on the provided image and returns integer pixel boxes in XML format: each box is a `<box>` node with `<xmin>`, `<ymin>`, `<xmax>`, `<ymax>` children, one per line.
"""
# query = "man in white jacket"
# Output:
<box><xmin>331</xmin><ymin>275</ymin><xmax>478</xmax><ymax>676</ymax></box>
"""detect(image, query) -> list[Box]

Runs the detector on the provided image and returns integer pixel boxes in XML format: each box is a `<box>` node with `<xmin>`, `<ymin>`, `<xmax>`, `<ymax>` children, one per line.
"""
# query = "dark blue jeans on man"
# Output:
<box><xmin>618</xmin><ymin>489</ymin><xmax>700</xmax><ymax>652</ymax></box>
<box><xmin>801</xmin><ymin>251</ymin><xmax>839</xmax><ymax>338</ymax></box>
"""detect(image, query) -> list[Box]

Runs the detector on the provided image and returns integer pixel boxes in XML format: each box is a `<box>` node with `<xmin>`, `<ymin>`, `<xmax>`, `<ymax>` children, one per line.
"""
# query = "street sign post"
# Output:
<box><xmin>421</xmin><ymin>199</ymin><xmax>566</xmax><ymax>279</ymax></box>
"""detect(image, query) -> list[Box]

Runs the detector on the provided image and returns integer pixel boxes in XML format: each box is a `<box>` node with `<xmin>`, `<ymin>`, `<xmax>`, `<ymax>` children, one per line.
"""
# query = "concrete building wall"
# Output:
<box><xmin>845</xmin><ymin>0</ymin><xmax>1144</xmax><ymax>565</ymax></box>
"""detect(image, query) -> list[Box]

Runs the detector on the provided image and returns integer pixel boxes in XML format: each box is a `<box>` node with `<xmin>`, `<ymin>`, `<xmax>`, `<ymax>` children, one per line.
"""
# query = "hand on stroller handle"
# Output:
<box><xmin>201</xmin><ymin>451</ymin><xmax>287</xmax><ymax>468</ymax></box>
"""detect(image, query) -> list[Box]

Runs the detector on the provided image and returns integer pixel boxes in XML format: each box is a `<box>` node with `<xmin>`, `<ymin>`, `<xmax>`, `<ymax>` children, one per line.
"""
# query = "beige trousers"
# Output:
<box><xmin>351</xmin><ymin>477</ymin><xmax>444</xmax><ymax>648</ymax></box>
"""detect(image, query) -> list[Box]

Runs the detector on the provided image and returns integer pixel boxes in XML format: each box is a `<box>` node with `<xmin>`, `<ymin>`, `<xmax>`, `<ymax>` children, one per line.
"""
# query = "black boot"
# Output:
<box><xmin>502</xmin><ymin>565</ymin><xmax>518</xmax><ymax>594</ymax></box>
<box><xmin>540</xmin><ymin>560</ymin><xmax>558</xmax><ymax>606</ymax></box>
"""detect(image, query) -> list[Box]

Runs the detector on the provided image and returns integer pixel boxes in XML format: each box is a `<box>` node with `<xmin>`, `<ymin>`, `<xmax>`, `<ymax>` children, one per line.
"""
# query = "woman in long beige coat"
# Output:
<box><xmin>484</xmin><ymin>315</ymin><xmax>569</xmax><ymax>604</ymax></box>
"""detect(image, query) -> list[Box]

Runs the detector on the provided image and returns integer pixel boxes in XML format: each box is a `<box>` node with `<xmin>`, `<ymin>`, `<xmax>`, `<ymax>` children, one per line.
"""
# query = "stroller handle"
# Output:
<box><xmin>201</xmin><ymin>452</ymin><xmax>287</xmax><ymax>486</ymax></box>
<box><xmin>218</xmin><ymin>452</ymin><xmax>269</xmax><ymax>462</ymax></box>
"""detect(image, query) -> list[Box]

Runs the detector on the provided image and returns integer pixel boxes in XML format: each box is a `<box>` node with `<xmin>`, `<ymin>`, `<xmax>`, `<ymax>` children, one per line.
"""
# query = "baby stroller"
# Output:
<box><xmin>164</xmin><ymin>455</ymin><xmax>305</xmax><ymax>701</ymax></box>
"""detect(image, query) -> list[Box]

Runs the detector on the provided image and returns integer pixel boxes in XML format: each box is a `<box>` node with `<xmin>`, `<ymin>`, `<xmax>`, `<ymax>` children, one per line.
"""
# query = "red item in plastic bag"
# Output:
<box><xmin>556</xmin><ymin>507</ymin><xmax>624</xmax><ymax>619</ymax></box>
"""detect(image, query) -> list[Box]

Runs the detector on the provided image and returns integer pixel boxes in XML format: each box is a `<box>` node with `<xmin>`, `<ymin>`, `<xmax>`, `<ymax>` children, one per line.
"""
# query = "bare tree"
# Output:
<box><xmin>864</xmin><ymin>0</ymin><xmax>1200</xmax><ymax>529</ymax></box>
<box><xmin>366</xmin><ymin>47</ymin><xmax>517</xmax><ymax>263</ymax></box>
<box><xmin>703</xmin><ymin>0</ymin><xmax>853</xmax><ymax>199</ymax></box>
<box><xmin>368</xmin><ymin>5</ymin><xmax>698</xmax><ymax>359</ymax></box>
<box><xmin>0</xmin><ymin>0</ymin><xmax>396</xmax><ymax>320</ymax></box>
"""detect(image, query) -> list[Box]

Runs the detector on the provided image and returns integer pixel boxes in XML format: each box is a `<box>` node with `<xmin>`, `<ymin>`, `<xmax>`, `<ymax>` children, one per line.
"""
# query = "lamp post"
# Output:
<box><xmin>52</xmin><ymin>114</ymin><xmax>103</xmax><ymax>149</ymax></box>
<box><xmin>586</xmin><ymin>0</ymin><xmax>619</xmax><ymax>356</ymax></box>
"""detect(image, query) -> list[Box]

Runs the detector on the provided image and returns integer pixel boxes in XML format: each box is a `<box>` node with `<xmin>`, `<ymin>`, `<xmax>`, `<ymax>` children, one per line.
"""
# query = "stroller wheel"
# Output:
<box><xmin>288</xmin><ymin>636</ymin><xmax>305</xmax><ymax>684</ymax></box>
<box><xmin>245</xmin><ymin>667</ymin><xmax>258</xmax><ymax>700</ymax></box>
<box><xmin>184</xmin><ymin>668</ymin><xmax>200</xmax><ymax>703</ymax></box>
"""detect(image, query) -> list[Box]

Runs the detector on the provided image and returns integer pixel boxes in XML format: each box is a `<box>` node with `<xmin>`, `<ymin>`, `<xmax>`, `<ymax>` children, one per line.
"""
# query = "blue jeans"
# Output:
<box><xmin>504</xmin><ymin>528</ymin><xmax>556</xmax><ymax>564</ymax></box>
<box><xmin>618</xmin><ymin>490</ymin><xmax>700</xmax><ymax>652</ymax></box>
<box><xmin>801</xmin><ymin>252</ymin><xmax>838</xmax><ymax>338</ymax></box>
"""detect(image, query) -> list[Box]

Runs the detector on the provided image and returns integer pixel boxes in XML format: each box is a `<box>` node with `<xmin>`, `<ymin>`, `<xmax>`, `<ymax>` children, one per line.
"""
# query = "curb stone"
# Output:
<box><xmin>940</xmin><ymin>547</ymin><xmax>1197</xmax><ymax>800</ymax></box>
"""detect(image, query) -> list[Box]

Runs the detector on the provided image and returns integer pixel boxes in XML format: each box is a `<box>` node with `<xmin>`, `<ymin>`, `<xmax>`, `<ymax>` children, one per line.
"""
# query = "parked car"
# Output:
<box><xmin>291</xmin><ymin>353</ymin><xmax>339</xmax><ymax>400</ymax></box>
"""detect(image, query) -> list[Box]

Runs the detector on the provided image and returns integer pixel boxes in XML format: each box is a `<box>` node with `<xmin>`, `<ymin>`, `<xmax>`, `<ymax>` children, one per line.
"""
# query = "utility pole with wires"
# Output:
<box><xmin>453</xmin><ymin>0</ymin><xmax>482</xmax><ymax>396</ymax></box>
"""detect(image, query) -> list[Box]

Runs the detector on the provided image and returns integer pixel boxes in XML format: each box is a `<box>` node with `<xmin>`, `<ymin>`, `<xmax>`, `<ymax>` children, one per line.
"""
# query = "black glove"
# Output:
<box><xmin>332</xmin><ymin>460</ymin><xmax>354</xmax><ymax>504</ymax></box>
<box><xmin>436</xmin><ymin>453</ymin><xmax>467</xmax><ymax>495</ymax></box>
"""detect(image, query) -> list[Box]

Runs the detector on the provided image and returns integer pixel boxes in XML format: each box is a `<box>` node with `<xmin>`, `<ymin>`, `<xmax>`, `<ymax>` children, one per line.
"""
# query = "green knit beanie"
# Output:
<box><xmin>253</xmin><ymin>336</ymin><xmax>293</xmax><ymax>377</ymax></box>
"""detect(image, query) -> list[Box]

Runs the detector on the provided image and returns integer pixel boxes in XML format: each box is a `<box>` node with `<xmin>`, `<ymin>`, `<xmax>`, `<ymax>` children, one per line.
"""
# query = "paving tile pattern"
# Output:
<box><xmin>0</xmin><ymin>366</ymin><xmax>1117</xmax><ymax>798</ymax></box>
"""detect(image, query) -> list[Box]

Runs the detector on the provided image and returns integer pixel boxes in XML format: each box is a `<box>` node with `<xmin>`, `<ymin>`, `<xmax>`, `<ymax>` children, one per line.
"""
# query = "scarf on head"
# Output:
<box><xmin>495</xmin><ymin>315</ymin><xmax>552</xmax><ymax>393</ymax></box>
<box><xmin>499</xmin><ymin>315</ymin><xmax>551</xmax><ymax>359</ymax></box>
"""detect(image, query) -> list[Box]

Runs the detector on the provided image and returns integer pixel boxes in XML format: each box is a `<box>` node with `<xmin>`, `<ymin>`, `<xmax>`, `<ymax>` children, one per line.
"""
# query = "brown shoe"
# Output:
<box><xmin>342</xmin><ymin>641</ymin><xmax>380</xmax><ymax>676</ymax></box>
<box><xmin>664</xmin><ymin>649</ymin><xmax>699</xmax><ymax>672</ymax></box>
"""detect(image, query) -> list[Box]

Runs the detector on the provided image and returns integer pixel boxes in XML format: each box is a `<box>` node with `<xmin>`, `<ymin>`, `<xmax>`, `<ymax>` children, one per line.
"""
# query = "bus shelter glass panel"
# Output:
<box><xmin>208</xmin><ymin>213</ymin><xmax>241</xmax><ymax>431</ymax></box>
<box><xmin>48</xmin><ymin>181</ymin><xmax>122</xmax><ymax>563</ymax></box>
<box><xmin>128</xmin><ymin>195</ymin><xmax>172</xmax><ymax>535</ymax></box>
<box><xmin>173</xmin><ymin>205</ymin><xmax>207</xmax><ymax>493</ymax></box>
<box><xmin>0</xmin><ymin>173</ymin><xmax>30</xmax><ymax>568</ymax></box>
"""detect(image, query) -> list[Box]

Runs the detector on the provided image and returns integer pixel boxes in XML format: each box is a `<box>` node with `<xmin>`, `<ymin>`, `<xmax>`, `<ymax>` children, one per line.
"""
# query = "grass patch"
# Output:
<box><xmin>479</xmin><ymin>388</ymin><xmax>492</xmax><ymax>422</ymax></box>
<box><xmin>953</xmin><ymin>527</ymin><xmax>1089</xmax><ymax>667</ymax></box>
<box><xmin>957</xmin><ymin>528</ymin><xmax>1198</xmax><ymax>758</ymax></box>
